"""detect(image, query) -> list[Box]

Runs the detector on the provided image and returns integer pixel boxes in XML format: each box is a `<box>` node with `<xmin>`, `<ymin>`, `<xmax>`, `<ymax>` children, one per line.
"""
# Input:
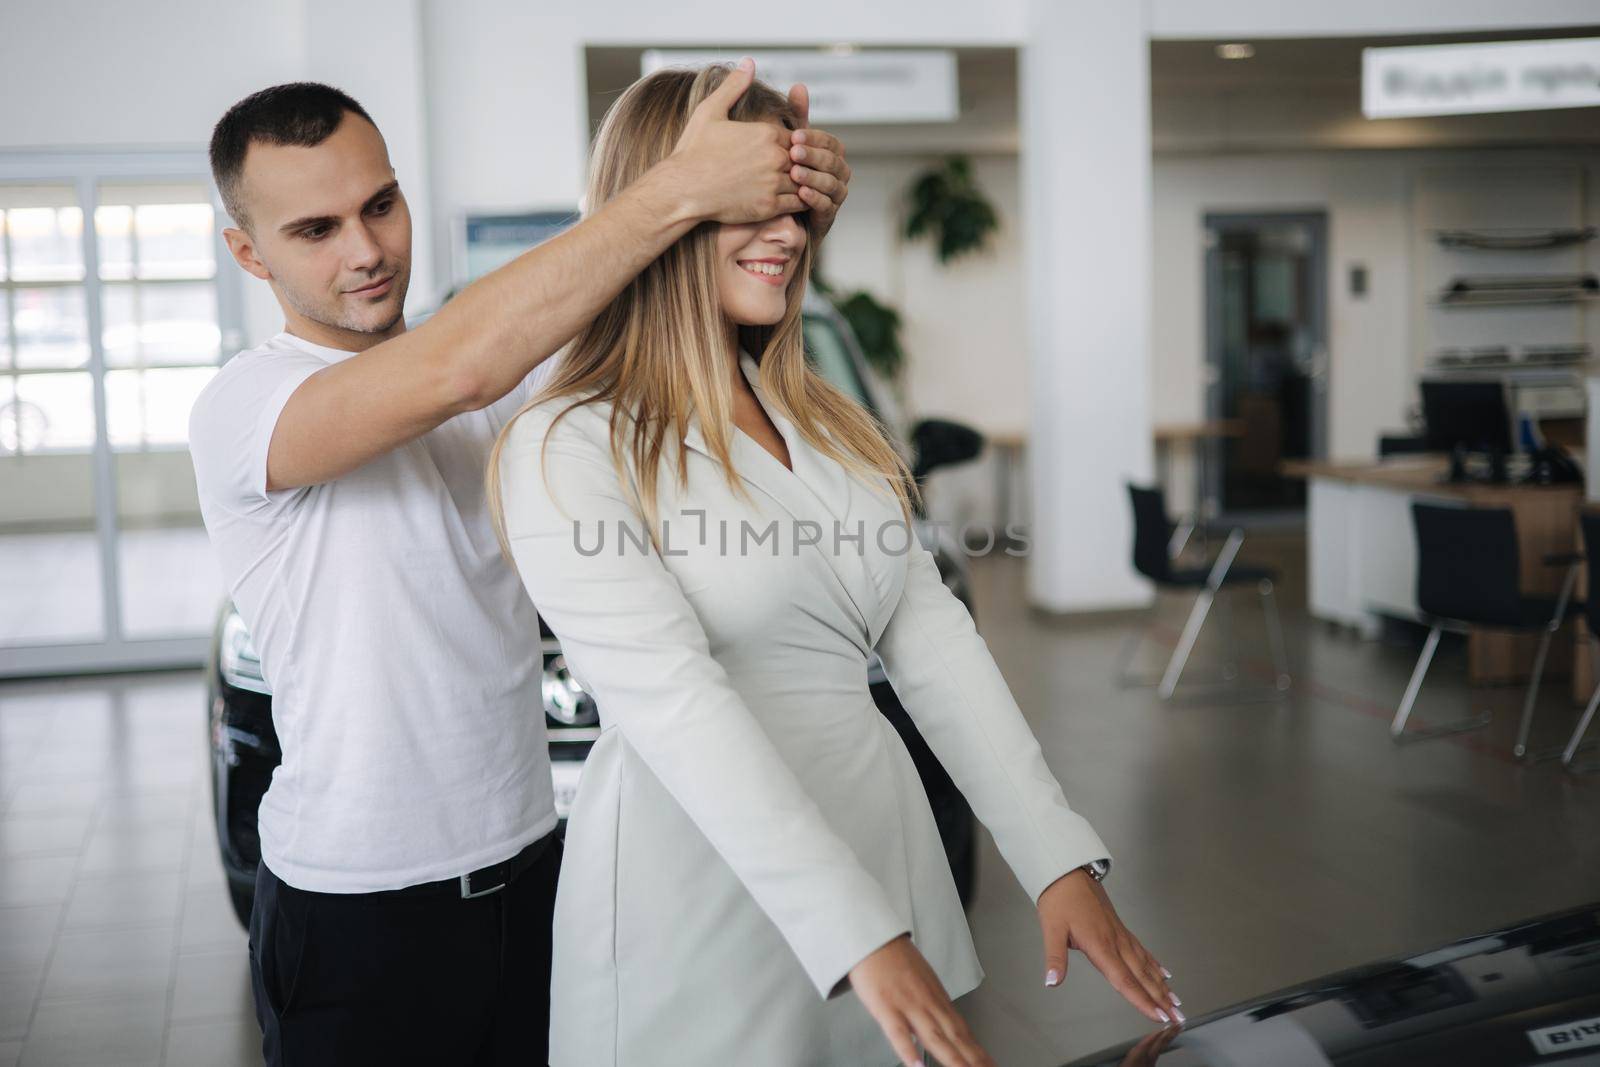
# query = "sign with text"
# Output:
<box><xmin>1527</xmin><ymin>1015</ymin><xmax>1600</xmax><ymax>1055</ymax></box>
<box><xmin>1363</xmin><ymin>37</ymin><xmax>1600</xmax><ymax>119</ymax></box>
<box><xmin>640</xmin><ymin>50</ymin><xmax>958</xmax><ymax>124</ymax></box>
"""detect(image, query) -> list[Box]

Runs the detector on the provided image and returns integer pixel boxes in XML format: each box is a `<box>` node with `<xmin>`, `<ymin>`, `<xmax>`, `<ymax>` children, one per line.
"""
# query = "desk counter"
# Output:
<box><xmin>1285</xmin><ymin>457</ymin><xmax>1584</xmax><ymax>689</ymax></box>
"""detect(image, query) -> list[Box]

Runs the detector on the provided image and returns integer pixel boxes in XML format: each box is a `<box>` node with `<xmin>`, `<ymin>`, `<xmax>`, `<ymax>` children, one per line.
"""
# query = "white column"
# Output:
<box><xmin>421</xmin><ymin>2</ymin><xmax>588</xmax><ymax>294</ymax></box>
<box><xmin>1020</xmin><ymin>0</ymin><xmax>1154</xmax><ymax>612</ymax></box>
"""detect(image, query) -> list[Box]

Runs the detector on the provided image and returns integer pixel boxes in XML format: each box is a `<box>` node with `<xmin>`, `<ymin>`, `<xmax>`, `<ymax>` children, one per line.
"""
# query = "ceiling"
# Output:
<box><xmin>1150</xmin><ymin>26</ymin><xmax>1600</xmax><ymax>90</ymax></box>
<box><xmin>582</xmin><ymin>31</ymin><xmax>1600</xmax><ymax>156</ymax></box>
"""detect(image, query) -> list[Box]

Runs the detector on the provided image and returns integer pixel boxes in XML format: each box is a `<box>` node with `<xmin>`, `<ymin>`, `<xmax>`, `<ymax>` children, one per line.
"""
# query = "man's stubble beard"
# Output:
<box><xmin>281</xmin><ymin>259</ymin><xmax>412</xmax><ymax>337</ymax></box>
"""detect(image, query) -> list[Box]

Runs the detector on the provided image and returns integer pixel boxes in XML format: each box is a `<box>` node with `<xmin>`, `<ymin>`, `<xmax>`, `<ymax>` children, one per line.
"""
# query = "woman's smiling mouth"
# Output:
<box><xmin>737</xmin><ymin>258</ymin><xmax>788</xmax><ymax>286</ymax></box>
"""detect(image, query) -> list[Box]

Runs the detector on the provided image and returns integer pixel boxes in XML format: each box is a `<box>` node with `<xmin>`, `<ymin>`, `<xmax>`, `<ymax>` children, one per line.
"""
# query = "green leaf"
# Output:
<box><xmin>902</xmin><ymin>155</ymin><xmax>999</xmax><ymax>264</ymax></box>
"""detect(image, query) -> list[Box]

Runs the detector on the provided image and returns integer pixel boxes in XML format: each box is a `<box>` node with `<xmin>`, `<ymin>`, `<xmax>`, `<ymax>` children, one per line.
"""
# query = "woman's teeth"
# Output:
<box><xmin>740</xmin><ymin>261</ymin><xmax>785</xmax><ymax>277</ymax></box>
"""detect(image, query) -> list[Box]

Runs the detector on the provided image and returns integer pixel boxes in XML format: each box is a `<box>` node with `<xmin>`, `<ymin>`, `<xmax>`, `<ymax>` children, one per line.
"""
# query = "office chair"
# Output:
<box><xmin>1378</xmin><ymin>434</ymin><xmax>1429</xmax><ymax>458</ymax></box>
<box><xmin>1546</xmin><ymin>511</ymin><xmax>1600</xmax><ymax>773</ymax></box>
<box><xmin>1118</xmin><ymin>484</ymin><xmax>1292</xmax><ymax>701</ymax></box>
<box><xmin>1394</xmin><ymin>502</ymin><xmax>1579</xmax><ymax>745</ymax></box>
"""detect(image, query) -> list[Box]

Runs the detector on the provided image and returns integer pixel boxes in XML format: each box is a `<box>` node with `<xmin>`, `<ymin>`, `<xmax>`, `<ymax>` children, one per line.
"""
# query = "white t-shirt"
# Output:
<box><xmin>189</xmin><ymin>331</ymin><xmax>557</xmax><ymax>893</ymax></box>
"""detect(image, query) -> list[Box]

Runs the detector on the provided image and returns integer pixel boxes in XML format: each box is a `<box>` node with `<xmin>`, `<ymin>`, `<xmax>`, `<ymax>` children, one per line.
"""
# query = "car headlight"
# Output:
<box><xmin>542</xmin><ymin>653</ymin><xmax>599</xmax><ymax>726</ymax></box>
<box><xmin>219</xmin><ymin>611</ymin><xmax>271</xmax><ymax>695</ymax></box>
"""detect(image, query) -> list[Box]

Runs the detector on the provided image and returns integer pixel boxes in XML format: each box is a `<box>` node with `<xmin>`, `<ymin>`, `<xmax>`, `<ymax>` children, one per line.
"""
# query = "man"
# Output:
<box><xmin>189</xmin><ymin>64</ymin><xmax>852</xmax><ymax>1065</ymax></box>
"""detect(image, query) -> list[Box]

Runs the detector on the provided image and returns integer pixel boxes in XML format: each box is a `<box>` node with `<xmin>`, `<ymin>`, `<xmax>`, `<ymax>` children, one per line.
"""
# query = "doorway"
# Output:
<box><xmin>1203</xmin><ymin>211</ymin><xmax>1328</xmax><ymax>519</ymax></box>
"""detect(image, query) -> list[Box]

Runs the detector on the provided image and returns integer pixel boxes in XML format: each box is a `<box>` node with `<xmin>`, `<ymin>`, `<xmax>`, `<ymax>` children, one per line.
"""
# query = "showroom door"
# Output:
<box><xmin>0</xmin><ymin>153</ymin><xmax>242</xmax><ymax>677</ymax></box>
<box><xmin>1202</xmin><ymin>211</ymin><xmax>1329</xmax><ymax>518</ymax></box>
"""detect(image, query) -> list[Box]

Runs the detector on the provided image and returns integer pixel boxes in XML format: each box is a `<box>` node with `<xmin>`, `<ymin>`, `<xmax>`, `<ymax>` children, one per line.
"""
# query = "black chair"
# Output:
<box><xmin>1393</xmin><ymin>503</ymin><xmax>1579</xmax><ymax>744</ymax></box>
<box><xmin>1551</xmin><ymin>512</ymin><xmax>1600</xmax><ymax>772</ymax></box>
<box><xmin>1378</xmin><ymin>434</ymin><xmax>1429</xmax><ymax>458</ymax></box>
<box><xmin>1118</xmin><ymin>484</ymin><xmax>1291</xmax><ymax>700</ymax></box>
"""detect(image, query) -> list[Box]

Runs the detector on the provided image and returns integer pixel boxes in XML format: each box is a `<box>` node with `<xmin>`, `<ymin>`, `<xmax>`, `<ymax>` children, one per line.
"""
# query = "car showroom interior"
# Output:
<box><xmin>2</xmin><ymin>3</ymin><xmax>1599</xmax><ymax>1066</ymax></box>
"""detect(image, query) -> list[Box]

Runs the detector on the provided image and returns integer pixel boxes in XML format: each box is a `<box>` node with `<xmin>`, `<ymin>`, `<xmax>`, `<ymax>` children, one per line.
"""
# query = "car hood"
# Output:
<box><xmin>1065</xmin><ymin>903</ymin><xmax>1600</xmax><ymax>1066</ymax></box>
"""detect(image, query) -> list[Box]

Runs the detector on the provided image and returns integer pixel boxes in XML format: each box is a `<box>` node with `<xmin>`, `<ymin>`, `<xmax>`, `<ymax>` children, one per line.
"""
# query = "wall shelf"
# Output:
<box><xmin>1425</xmin><ymin>360</ymin><xmax>1594</xmax><ymax>376</ymax></box>
<box><xmin>1434</xmin><ymin>227</ymin><xmax>1597</xmax><ymax>251</ymax></box>
<box><xmin>1432</xmin><ymin>293</ymin><xmax>1599</xmax><ymax>308</ymax></box>
<box><xmin>1434</xmin><ymin>274</ymin><xmax>1599</xmax><ymax>307</ymax></box>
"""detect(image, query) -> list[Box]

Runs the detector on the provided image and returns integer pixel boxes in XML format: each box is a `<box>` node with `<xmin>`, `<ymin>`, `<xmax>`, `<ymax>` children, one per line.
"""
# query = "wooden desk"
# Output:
<box><xmin>1284</xmin><ymin>456</ymin><xmax>1584</xmax><ymax>690</ymax></box>
<box><xmin>1153</xmin><ymin>420</ymin><xmax>1245</xmax><ymax>523</ymax></box>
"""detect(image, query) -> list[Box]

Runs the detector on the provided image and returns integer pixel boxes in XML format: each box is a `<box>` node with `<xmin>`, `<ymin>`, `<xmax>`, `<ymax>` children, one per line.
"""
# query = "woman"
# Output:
<box><xmin>489</xmin><ymin>65</ymin><xmax>1180</xmax><ymax>1067</ymax></box>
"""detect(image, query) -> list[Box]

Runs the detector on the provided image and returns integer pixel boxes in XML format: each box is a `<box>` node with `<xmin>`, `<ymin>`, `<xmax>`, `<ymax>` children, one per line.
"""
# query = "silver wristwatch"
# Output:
<box><xmin>1080</xmin><ymin>859</ymin><xmax>1110</xmax><ymax>883</ymax></box>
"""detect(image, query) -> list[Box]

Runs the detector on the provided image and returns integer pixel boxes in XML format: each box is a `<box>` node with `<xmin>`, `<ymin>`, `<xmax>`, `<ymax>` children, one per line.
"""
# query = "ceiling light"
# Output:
<box><xmin>1216</xmin><ymin>43</ymin><xmax>1256</xmax><ymax>60</ymax></box>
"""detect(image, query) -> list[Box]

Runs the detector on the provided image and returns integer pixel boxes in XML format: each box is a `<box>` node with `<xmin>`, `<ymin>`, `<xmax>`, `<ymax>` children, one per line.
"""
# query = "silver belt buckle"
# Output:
<box><xmin>460</xmin><ymin>873</ymin><xmax>507</xmax><ymax>900</ymax></box>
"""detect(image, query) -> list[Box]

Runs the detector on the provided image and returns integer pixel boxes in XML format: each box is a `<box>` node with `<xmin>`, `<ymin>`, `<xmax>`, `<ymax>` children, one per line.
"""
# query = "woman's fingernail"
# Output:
<box><xmin>1156</xmin><ymin>1009</ymin><xmax>1171</xmax><ymax>1024</ymax></box>
<box><xmin>1161</xmin><ymin>967</ymin><xmax>1173</xmax><ymax>980</ymax></box>
<box><xmin>1173</xmin><ymin>1007</ymin><xmax>1187</xmax><ymax>1025</ymax></box>
<box><xmin>1169</xmin><ymin>992</ymin><xmax>1182</xmax><ymax>1007</ymax></box>
<box><xmin>1044</xmin><ymin>968</ymin><xmax>1062</xmax><ymax>987</ymax></box>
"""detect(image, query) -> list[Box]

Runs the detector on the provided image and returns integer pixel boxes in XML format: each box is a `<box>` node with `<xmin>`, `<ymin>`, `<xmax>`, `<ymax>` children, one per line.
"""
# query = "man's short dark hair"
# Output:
<box><xmin>209</xmin><ymin>82</ymin><xmax>376</xmax><ymax>230</ymax></box>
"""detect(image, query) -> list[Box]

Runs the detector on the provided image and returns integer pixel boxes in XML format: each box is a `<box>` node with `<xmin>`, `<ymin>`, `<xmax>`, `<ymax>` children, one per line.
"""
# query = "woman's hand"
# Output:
<box><xmin>848</xmin><ymin>935</ymin><xmax>995</xmax><ymax>1067</ymax></box>
<box><xmin>784</xmin><ymin>83</ymin><xmax>852</xmax><ymax>239</ymax></box>
<box><xmin>1039</xmin><ymin>869</ymin><xmax>1184</xmax><ymax>1027</ymax></box>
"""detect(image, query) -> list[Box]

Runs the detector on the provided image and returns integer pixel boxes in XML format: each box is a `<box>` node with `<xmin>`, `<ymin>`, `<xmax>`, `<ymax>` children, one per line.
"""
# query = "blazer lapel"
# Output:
<box><xmin>678</xmin><ymin>354</ymin><xmax>881</xmax><ymax>643</ymax></box>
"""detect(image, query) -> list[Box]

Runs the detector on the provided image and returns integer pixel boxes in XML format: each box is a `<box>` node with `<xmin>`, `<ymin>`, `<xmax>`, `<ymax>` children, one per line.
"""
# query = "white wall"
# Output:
<box><xmin>1152</xmin><ymin>153</ymin><xmax>1411</xmax><ymax>461</ymax></box>
<box><xmin>0</xmin><ymin>1</ymin><xmax>308</xmax><ymax>150</ymax></box>
<box><xmin>420</xmin><ymin>4</ymin><xmax>589</xmax><ymax>294</ymax></box>
<box><xmin>1151</xmin><ymin>147</ymin><xmax>1600</xmax><ymax>464</ymax></box>
<box><xmin>818</xmin><ymin>154</ymin><xmax>1027</xmax><ymax>533</ymax></box>
<box><xmin>820</xmin><ymin>155</ymin><xmax>1028</xmax><ymax>431</ymax></box>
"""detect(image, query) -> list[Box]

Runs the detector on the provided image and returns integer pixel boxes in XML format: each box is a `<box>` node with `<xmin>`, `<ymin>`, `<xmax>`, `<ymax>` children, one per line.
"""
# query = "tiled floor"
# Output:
<box><xmin>0</xmin><ymin>675</ymin><xmax>253</xmax><ymax>1067</ymax></box>
<box><xmin>0</xmin><ymin>532</ymin><xmax>1596</xmax><ymax>1066</ymax></box>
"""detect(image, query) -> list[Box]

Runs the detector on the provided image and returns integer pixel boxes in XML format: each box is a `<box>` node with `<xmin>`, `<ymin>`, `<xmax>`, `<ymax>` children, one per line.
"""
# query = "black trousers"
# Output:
<box><xmin>249</xmin><ymin>833</ymin><xmax>561</xmax><ymax>1067</ymax></box>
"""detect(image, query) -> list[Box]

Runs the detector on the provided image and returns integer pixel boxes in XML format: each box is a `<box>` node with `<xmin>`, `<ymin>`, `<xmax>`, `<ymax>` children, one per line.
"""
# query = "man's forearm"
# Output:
<box><xmin>405</xmin><ymin>158</ymin><xmax>703</xmax><ymax>412</ymax></box>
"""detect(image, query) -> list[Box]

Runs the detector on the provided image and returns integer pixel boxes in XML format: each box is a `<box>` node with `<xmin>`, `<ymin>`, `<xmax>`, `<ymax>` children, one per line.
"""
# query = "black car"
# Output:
<box><xmin>207</xmin><ymin>295</ymin><xmax>987</xmax><ymax>926</ymax></box>
<box><xmin>1067</xmin><ymin>903</ymin><xmax>1600</xmax><ymax>1067</ymax></box>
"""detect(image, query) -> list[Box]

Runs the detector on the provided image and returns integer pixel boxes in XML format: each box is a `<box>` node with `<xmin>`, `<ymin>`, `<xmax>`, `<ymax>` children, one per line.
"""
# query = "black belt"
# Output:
<box><xmin>386</xmin><ymin>830</ymin><xmax>556</xmax><ymax>901</ymax></box>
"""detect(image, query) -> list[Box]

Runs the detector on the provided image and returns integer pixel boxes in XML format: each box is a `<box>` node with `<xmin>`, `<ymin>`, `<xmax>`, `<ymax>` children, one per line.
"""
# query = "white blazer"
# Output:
<box><xmin>498</xmin><ymin>352</ymin><xmax>1110</xmax><ymax>1067</ymax></box>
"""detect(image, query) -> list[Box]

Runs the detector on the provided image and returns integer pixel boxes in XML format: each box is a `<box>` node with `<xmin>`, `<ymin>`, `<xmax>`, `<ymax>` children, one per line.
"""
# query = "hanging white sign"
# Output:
<box><xmin>640</xmin><ymin>49</ymin><xmax>959</xmax><ymax>124</ymax></box>
<box><xmin>1363</xmin><ymin>37</ymin><xmax>1600</xmax><ymax>119</ymax></box>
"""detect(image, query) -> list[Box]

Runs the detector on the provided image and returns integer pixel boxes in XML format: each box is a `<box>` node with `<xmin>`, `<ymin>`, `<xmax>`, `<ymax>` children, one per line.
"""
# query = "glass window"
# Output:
<box><xmin>1</xmin><ymin>185</ymin><xmax>84</xmax><ymax>282</ymax></box>
<box><xmin>0</xmin><ymin>376</ymin><xmax>37</xmax><ymax>453</ymax></box>
<box><xmin>102</xmin><ymin>281</ymin><xmax>219</xmax><ymax>368</ymax></box>
<box><xmin>13</xmin><ymin>286</ymin><xmax>89</xmax><ymax>369</ymax></box>
<box><xmin>135</xmin><ymin>203</ymin><xmax>214</xmax><ymax>279</ymax></box>
<box><xmin>0</xmin><ymin>170</ymin><xmax>231</xmax><ymax>664</ymax></box>
<box><xmin>95</xmin><ymin>203</ymin><xmax>135</xmax><ymax>280</ymax></box>
<box><xmin>14</xmin><ymin>371</ymin><xmax>94</xmax><ymax>452</ymax></box>
<box><xmin>91</xmin><ymin>182</ymin><xmax>223</xmax><ymax>451</ymax></box>
<box><xmin>97</xmin><ymin>184</ymin><xmax>215</xmax><ymax>281</ymax></box>
<box><xmin>107</xmin><ymin>366</ymin><xmax>214</xmax><ymax>449</ymax></box>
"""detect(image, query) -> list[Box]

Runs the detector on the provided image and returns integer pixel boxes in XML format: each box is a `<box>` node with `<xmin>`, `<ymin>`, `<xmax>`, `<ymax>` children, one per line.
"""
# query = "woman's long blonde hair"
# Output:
<box><xmin>487</xmin><ymin>65</ymin><xmax>918</xmax><ymax>560</ymax></box>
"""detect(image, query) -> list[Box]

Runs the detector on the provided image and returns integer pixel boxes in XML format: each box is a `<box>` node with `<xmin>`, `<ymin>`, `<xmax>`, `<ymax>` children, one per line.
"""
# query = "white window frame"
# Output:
<box><xmin>0</xmin><ymin>149</ymin><xmax>243</xmax><ymax>677</ymax></box>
